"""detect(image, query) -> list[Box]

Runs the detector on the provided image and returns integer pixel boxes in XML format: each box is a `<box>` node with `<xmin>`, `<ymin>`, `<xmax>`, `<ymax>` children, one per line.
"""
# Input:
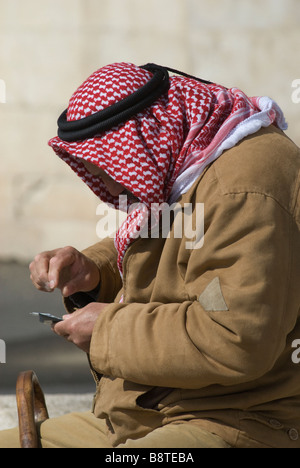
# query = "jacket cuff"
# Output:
<box><xmin>66</xmin><ymin>283</ymin><xmax>101</xmax><ymax>309</ymax></box>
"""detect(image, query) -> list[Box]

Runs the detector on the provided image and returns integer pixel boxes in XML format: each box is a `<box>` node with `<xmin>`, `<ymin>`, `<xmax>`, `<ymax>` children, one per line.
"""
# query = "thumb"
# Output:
<box><xmin>61</xmin><ymin>278</ymin><xmax>84</xmax><ymax>297</ymax></box>
<box><xmin>62</xmin><ymin>314</ymin><xmax>72</xmax><ymax>320</ymax></box>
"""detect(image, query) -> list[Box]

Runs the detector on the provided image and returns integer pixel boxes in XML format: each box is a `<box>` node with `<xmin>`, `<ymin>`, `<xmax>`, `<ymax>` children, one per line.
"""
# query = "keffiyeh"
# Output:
<box><xmin>49</xmin><ymin>62</ymin><xmax>287</xmax><ymax>274</ymax></box>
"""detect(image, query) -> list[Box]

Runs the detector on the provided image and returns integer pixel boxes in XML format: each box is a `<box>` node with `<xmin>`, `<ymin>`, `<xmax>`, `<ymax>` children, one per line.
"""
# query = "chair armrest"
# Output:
<box><xmin>16</xmin><ymin>370</ymin><xmax>49</xmax><ymax>448</ymax></box>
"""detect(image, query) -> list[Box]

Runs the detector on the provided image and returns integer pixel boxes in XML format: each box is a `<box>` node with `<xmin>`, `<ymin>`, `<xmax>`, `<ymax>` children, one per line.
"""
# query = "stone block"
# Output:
<box><xmin>0</xmin><ymin>0</ymin><xmax>299</xmax><ymax>263</ymax></box>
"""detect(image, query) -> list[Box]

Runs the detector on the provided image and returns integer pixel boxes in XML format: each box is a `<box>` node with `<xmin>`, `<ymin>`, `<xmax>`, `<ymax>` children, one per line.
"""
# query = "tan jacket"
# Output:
<box><xmin>67</xmin><ymin>126</ymin><xmax>300</xmax><ymax>448</ymax></box>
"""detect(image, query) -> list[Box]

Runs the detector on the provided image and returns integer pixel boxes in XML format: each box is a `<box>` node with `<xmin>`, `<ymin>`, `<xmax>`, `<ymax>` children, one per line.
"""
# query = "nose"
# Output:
<box><xmin>102</xmin><ymin>175</ymin><xmax>124</xmax><ymax>197</ymax></box>
<box><xmin>81</xmin><ymin>160</ymin><xmax>125</xmax><ymax>197</ymax></box>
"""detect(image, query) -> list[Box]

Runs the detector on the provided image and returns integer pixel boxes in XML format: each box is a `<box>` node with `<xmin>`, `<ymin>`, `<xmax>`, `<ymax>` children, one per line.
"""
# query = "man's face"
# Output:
<box><xmin>81</xmin><ymin>159</ymin><xmax>140</xmax><ymax>202</ymax></box>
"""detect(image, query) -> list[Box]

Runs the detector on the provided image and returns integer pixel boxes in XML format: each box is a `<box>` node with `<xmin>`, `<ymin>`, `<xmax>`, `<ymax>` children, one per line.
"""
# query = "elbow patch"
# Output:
<box><xmin>199</xmin><ymin>277</ymin><xmax>229</xmax><ymax>312</ymax></box>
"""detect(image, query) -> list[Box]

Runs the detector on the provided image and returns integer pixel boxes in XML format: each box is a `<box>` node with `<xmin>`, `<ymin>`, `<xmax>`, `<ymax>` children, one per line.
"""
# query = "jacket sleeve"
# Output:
<box><xmin>89</xmin><ymin>190</ymin><xmax>296</xmax><ymax>390</ymax></box>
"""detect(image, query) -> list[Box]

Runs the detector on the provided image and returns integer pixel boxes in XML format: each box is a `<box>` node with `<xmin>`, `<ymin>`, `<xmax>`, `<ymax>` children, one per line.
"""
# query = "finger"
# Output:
<box><xmin>48</xmin><ymin>247</ymin><xmax>76</xmax><ymax>290</ymax></box>
<box><xmin>29</xmin><ymin>273</ymin><xmax>51</xmax><ymax>292</ymax></box>
<box><xmin>29</xmin><ymin>254</ymin><xmax>53</xmax><ymax>292</ymax></box>
<box><xmin>52</xmin><ymin>316</ymin><xmax>71</xmax><ymax>337</ymax></box>
<box><xmin>60</xmin><ymin>280</ymin><xmax>81</xmax><ymax>298</ymax></box>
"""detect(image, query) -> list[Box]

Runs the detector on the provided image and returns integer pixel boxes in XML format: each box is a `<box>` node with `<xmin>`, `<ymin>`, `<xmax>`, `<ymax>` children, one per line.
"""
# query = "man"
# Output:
<box><xmin>1</xmin><ymin>62</ymin><xmax>300</xmax><ymax>448</ymax></box>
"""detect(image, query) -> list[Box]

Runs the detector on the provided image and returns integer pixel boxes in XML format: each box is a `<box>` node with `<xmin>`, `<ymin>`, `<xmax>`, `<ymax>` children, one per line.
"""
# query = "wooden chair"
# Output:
<box><xmin>16</xmin><ymin>370</ymin><xmax>49</xmax><ymax>448</ymax></box>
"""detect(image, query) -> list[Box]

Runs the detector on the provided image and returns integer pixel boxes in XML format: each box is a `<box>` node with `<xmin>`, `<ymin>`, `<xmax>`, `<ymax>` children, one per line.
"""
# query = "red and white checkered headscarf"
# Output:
<box><xmin>49</xmin><ymin>62</ymin><xmax>287</xmax><ymax>274</ymax></box>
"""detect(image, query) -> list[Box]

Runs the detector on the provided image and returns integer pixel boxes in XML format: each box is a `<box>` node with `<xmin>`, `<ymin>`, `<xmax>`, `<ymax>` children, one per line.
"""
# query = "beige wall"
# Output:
<box><xmin>0</xmin><ymin>0</ymin><xmax>299</xmax><ymax>262</ymax></box>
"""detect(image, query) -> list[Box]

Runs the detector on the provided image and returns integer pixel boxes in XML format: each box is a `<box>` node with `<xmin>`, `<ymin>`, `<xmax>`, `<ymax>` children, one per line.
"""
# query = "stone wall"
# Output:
<box><xmin>0</xmin><ymin>0</ymin><xmax>299</xmax><ymax>262</ymax></box>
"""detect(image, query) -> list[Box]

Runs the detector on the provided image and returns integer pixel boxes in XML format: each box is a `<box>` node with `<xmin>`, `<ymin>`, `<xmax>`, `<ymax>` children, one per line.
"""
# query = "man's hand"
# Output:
<box><xmin>53</xmin><ymin>302</ymin><xmax>108</xmax><ymax>353</ymax></box>
<box><xmin>29</xmin><ymin>246</ymin><xmax>100</xmax><ymax>297</ymax></box>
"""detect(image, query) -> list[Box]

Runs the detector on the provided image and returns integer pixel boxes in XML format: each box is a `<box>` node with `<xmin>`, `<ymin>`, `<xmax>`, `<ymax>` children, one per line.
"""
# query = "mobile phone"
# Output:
<box><xmin>30</xmin><ymin>312</ymin><xmax>63</xmax><ymax>324</ymax></box>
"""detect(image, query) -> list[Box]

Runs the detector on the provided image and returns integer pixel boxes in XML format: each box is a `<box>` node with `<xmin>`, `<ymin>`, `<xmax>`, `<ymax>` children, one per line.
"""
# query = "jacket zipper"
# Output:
<box><xmin>88</xmin><ymin>238</ymin><xmax>145</xmax><ymax>385</ymax></box>
<box><xmin>87</xmin><ymin>353</ymin><xmax>101</xmax><ymax>385</ymax></box>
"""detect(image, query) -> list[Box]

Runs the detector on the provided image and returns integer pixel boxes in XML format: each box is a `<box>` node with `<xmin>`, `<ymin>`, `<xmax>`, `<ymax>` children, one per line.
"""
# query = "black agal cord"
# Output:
<box><xmin>57</xmin><ymin>63</ymin><xmax>213</xmax><ymax>142</ymax></box>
